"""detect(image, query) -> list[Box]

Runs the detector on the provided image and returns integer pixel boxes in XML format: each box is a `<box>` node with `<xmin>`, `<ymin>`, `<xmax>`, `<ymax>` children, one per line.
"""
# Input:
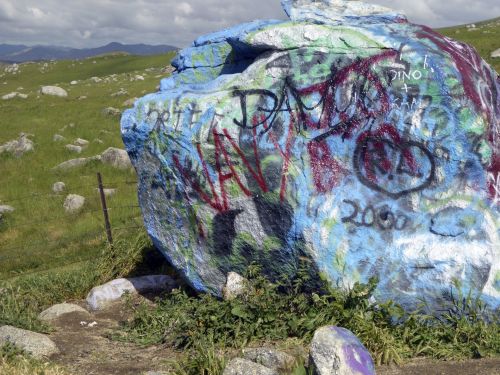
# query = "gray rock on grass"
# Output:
<box><xmin>74</xmin><ymin>138</ymin><xmax>89</xmax><ymax>147</ymax></box>
<box><xmin>102</xmin><ymin>107</ymin><xmax>121</xmax><ymax>117</ymax></box>
<box><xmin>2</xmin><ymin>92</ymin><xmax>27</xmax><ymax>100</ymax></box>
<box><xmin>223</xmin><ymin>358</ymin><xmax>278</xmax><ymax>375</ymax></box>
<box><xmin>123</xmin><ymin>97</ymin><xmax>138</xmax><ymax>107</ymax></box>
<box><xmin>38</xmin><ymin>303</ymin><xmax>89</xmax><ymax>321</ymax></box>
<box><xmin>491</xmin><ymin>48</ymin><xmax>500</xmax><ymax>58</ymax></box>
<box><xmin>53</xmin><ymin>134</ymin><xmax>66</xmax><ymax>142</ymax></box>
<box><xmin>40</xmin><ymin>86</ymin><xmax>68</xmax><ymax>97</ymax></box>
<box><xmin>243</xmin><ymin>348</ymin><xmax>296</xmax><ymax>371</ymax></box>
<box><xmin>111</xmin><ymin>88</ymin><xmax>128</xmax><ymax>97</ymax></box>
<box><xmin>65</xmin><ymin>144</ymin><xmax>83</xmax><ymax>153</ymax></box>
<box><xmin>63</xmin><ymin>194</ymin><xmax>85</xmax><ymax>213</ymax></box>
<box><xmin>0</xmin><ymin>133</ymin><xmax>34</xmax><ymax>157</ymax></box>
<box><xmin>52</xmin><ymin>156</ymin><xmax>101</xmax><ymax>171</ymax></box>
<box><xmin>0</xmin><ymin>205</ymin><xmax>15</xmax><ymax>214</ymax></box>
<box><xmin>309</xmin><ymin>326</ymin><xmax>375</xmax><ymax>375</ymax></box>
<box><xmin>222</xmin><ymin>272</ymin><xmax>248</xmax><ymax>300</ymax></box>
<box><xmin>0</xmin><ymin>325</ymin><xmax>59</xmax><ymax>358</ymax></box>
<box><xmin>96</xmin><ymin>188</ymin><xmax>116</xmax><ymax>197</ymax></box>
<box><xmin>52</xmin><ymin>182</ymin><xmax>66</xmax><ymax>193</ymax></box>
<box><xmin>101</xmin><ymin>147</ymin><xmax>132</xmax><ymax>169</ymax></box>
<box><xmin>86</xmin><ymin>275</ymin><xmax>176</xmax><ymax>311</ymax></box>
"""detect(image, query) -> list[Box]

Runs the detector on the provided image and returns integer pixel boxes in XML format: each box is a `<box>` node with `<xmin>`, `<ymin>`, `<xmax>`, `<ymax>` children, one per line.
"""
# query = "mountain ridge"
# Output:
<box><xmin>0</xmin><ymin>42</ymin><xmax>178</xmax><ymax>63</ymax></box>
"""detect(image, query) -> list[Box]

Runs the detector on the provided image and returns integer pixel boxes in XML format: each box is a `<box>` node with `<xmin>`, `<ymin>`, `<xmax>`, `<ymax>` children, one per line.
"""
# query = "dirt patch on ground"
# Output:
<box><xmin>48</xmin><ymin>298</ymin><xmax>178</xmax><ymax>375</ymax></box>
<box><xmin>377</xmin><ymin>357</ymin><xmax>500</xmax><ymax>375</ymax></box>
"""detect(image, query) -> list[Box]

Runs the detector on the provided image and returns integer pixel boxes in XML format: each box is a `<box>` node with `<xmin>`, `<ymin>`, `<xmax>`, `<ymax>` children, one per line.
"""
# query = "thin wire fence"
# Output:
<box><xmin>0</xmin><ymin>173</ymin><xmax>144</xmax><ymax>277</ymax></box>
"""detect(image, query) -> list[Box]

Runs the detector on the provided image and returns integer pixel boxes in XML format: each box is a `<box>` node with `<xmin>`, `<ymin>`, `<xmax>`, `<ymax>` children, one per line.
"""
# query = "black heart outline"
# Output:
<box><xmin>353</xmin><ymin>136</ymin><xmax>436</xmax><ymax>199</ymax></box>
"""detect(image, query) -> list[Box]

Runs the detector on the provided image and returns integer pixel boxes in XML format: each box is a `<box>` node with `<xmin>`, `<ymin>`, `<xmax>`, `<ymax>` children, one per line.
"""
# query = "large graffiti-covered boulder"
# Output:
<box><xmin>121</xmin><ymin>0</ymin><xmax>500</xmax><ymax>311</ymax></box>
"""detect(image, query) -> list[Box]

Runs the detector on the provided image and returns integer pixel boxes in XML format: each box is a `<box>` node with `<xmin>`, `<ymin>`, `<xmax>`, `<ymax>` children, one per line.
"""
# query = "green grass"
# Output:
<box><xmin>0</xmin><ymin>52</ymin><xmax>175</xmax><ymax>280</ymax></box>
<box><xmin>0</xmin><ymin>231</ymin><xmax>167</xmax><ymax>333</ymax></box>
<box><xmin>116</xmin><ymin>267</ymin><xmax>499</xmax><ymax>372</ymax></box>
<box><xmin>438</xmin><ymin>17</ymin><xmax>500</xmax><ymax>72</ymax></box>
<box><xmin>1</xmin><ymin>343</ymin><xmax>70</xmax><ymax>375</ymax></box>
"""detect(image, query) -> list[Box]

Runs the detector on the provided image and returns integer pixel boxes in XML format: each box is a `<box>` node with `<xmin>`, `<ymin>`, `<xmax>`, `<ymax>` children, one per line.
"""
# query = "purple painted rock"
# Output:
<box><xmin>121</xmin><ymin>0</ymin><xmax>500</xmax><ymax>312</ymax></box>
<box><xmin>309</xmin><ymin>326</ymin><xmax>375</xmax><ymax>375</ymax></box>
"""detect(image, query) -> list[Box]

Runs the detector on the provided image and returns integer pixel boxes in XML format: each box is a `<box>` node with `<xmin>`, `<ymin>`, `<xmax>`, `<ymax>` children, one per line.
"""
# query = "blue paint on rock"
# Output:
<box><xmin>121</xmin><ymin>0</ymin><xmax>500</xmax><ymax>312</ymax></box>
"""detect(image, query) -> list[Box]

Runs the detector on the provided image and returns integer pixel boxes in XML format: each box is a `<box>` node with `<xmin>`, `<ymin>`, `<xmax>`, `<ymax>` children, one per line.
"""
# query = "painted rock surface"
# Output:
<box><xmin>122</xmin><ymin>0</ymin><xmax>500</xmax><ymax>311</ymax></box>
<box><xmin>309</xmin><ymin>326</ymin><xmax>375</xmax><ymax>375</ymax></box>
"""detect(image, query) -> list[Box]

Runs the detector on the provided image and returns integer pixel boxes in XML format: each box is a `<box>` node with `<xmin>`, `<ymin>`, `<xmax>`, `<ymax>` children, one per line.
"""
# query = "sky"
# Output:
<box><xmin>0</xmin><ymin>0</ymin><xmax>498</xmax><ymax>48</ymax></box>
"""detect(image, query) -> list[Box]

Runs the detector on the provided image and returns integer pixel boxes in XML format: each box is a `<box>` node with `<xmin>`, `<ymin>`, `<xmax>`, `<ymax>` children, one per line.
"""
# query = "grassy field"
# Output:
<box><xmin>438</xmin><ymin>17</ymin><xmax>500</xmax><ymax>72</ymax></box>
<box><xmin>0</xmin><ymin>52</ymin><xmax>175</xmax><ymax>280</ymax></box>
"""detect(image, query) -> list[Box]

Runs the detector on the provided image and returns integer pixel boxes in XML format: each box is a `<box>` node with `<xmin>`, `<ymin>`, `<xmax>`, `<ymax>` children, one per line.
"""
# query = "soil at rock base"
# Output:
<box><xmin>48</xmin><ymin>297</ymin><xmax>179</xmax><ymax>375</ymax></box>
<box><xmin>46</xmin><ymin>298</ymin><xmax>500</xmax><ymax>375</ymax></box>
<box><xmin>377</xmin><ymin>358</ymin><xmax>500</xmax><ymax>375</ymax></box>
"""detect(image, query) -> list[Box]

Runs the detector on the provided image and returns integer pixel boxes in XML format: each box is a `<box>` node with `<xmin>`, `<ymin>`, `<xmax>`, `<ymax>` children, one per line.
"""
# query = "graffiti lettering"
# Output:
<box><xmin>307</xmin><ymin>140</ymin><xmax>345</xmax><ymax>193</ymax></box>
<box><xmin>232</xmin><ymin>50</ymin><xmax>398</xmax><ymax>141</ymax></box>
<box><xmin>342</xmin><ymin>200</ymin><xmax>409</xmax><ymax>231</ymax></box>
<box><xmin>353</xmin><ymin>125</ymin><xmax>435</xmax><ymax>199</ymax></box>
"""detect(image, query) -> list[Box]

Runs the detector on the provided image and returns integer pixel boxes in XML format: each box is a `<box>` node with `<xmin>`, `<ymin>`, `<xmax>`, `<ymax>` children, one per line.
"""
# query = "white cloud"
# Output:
<box><xmin>27</xmin><ymin>7</ymin><xmax>45</xmax><ymax>19</ymax></box>
<box><xmin>0</xmin><ymin>0</ymin><xmax>498</xmax><ymax>48</ymax></box>
<box><xmin>176</xmin><ymin>2</ymin><xmax>194</xmax><ymax>15</ymax></box>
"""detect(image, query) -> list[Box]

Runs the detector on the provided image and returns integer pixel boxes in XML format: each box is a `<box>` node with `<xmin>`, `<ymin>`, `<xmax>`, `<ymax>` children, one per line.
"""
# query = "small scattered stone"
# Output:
<box><xmin>2</xmin><ymin>92</ymin><xmax>26</xmax><ymax>100</ymax></box>
<box><xmin>111</xmin><ymin>88</ymin><xmax>128</xmax><ymax>97</ymax></box>
<box><xmin>38</xmin><ymin>303</ymin><xmax>89</xmax><ymax>321</ymax></box>
<box><xmin>86</xmin><ymin>275</ymin><xmax>176</xmax><ymax>311</ymax></box>
<box><xmin>102</xmin><ymin>107</ymin><xmax>121</xmax><ymax>117</ymax></box>
<box><xmin>40</xmin><ymin>86</ymin><xmax>68</xmax><ymax>97</ymax></box>
<box><xmin>243</xmin><ymin>348</ymin><xmax>296</xmax><ymax>371</ymax></box>
<box><xmin>309</xmin><ymin>326</ymin><xmax>375</xmax><ymax>375</ymax></box>
<box><xmin>93</xmin><ymin>138</ymin><xmax>104</xmax><ymax>144</ymax></box>
<box><xmin>0</xmin><ymin>133</ymin><xmax>34</xmax><ymax>157</ymax></box>
<box><xmin>0</xmin><ymin>325</ymin><xmax>59</xmax><ymax>358</ymax></box>
<box><xmin>96</xmin><ymin>188</ymin><xmax>116</xmax><ymax>197</ymax></box>
<box><xmin>74</xmin><ymin>138</ymin><xmax>89</xmax><ymax>147</ymax></box>
<box><xmin>52</xmin><ymin>182</ymin><xmax>66</xmax><ymax>193</ymax></box>
<box><xmin>78</xmin><ymin>95</ymin><xmax>88</xmax><ymax>100</ymax></box>
<box><xmin>52</xmin><ymin>156</ymin><xmax>101</xmax><ymax>171</ymax></box>
<box><xmin>223</xmin><ymin>272</ymin><xmax>248</xmax><ymax>300</ymax></box>
<box><xmin>135</xmin><ymin>75</ymin><xmax>145</xmax><ymax>81</ymax></box>
<box><xmin>2</xmin><ymin>92</ymin><xmax>17</xmax><ymax>100</ymax></box>
<box><xmin>0</xmin><ymin>205</ymin><xmax>15</xmax><ymax>214</ymax></box>
<box><xmin>101</xmin><ymin>147</ymin><xmax>132</xmax><ymax>169</ymax></box>
<box><xmin>65</xmin><ymin>144</ymin><xmax>83</xmax><ymax>153</ymax></box>
<box><xmin>63</xmin><ymin>194</ymin><xmax>85</xmax><ymax>213</ymax></box>
<box><xmin>53</xmin><ymin>134</ymin><xmax>66</xmax><ymax>142</ymax></box>
<box><xmin>491</xmin><ymin>48</ymin><xmax>500</xmax><ymax>58</ymax></box>
<box><xmin>123</xmin><ymin>97</ymin><xmax>138</xmax><ymax>107</ymax></box>
<box><xmin>223</xmin><ymin>358</ymin><xmax>278</xmax><ymax>375</ymax></box>
<box><xmin>70</xmin><ymin>80</ymin><xmax>78</xmax><ymax>85</ymax></box>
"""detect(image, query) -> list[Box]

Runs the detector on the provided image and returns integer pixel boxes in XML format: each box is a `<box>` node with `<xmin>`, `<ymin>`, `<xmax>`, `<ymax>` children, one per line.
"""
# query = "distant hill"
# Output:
<box><xmin>437</xmin><ymin>17</ymin><xmax>500</xmax><ymax>72</ymax></box>
<box><xmin>0</xmin><ymin>42</ymin><xmax>178</xmax><ymax>63</ymax></box>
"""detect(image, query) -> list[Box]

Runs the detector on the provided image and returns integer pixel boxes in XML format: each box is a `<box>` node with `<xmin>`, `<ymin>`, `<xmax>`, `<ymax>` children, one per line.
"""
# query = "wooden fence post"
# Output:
<box><xmin>97</xmin><ymin>172</ymin><xmax>113</xmax><ymax>246</ymax></box>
